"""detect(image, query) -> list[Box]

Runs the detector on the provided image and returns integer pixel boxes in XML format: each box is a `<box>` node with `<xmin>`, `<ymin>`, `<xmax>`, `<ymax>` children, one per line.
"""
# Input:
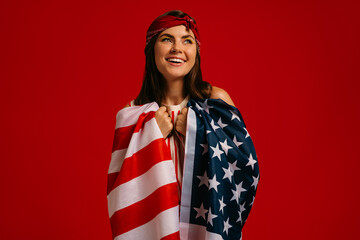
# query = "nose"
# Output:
<box><xmin>170</xmin><ymin>41</ymin><xmax>182</xmax><ymax>53</ymax></box>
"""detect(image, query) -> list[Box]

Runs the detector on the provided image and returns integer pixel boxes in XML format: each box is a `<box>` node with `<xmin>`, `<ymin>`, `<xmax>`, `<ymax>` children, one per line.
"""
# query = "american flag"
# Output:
<box><xmin>180</xmin><ymin>99</ymin><xmax>259</xmax><ymax>240</ymax></box>
<box><xmin>107</xmin><ymin>99</ymin><xmax>259</xmax><ymax>240</ymax></box>
<box><xmin>107</xmin><ymin>102</ymin><xmax>180</xmax><ymax>239</ymax></box>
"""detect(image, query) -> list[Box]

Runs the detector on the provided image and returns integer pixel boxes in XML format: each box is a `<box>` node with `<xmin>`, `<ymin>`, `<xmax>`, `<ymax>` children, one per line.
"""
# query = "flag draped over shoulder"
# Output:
<box><xmin>180</xmin><ymin>99</ymin><xmax>259</xmax><ymax>240</ymax></box>
<box><xmin>107</xmin><ymin>102</ymin><xmax>180</xmax><ymax>240</ymax></box>
<box><xmin>107</xmin><ymin>99</ymin><xmax>259</xmax><ymax>240</ymax></box>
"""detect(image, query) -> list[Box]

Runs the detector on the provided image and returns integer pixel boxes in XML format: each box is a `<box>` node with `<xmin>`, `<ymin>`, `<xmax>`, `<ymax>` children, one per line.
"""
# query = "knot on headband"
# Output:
<box><xmin>177</xmin><ymin>15</ymin><xmax>195</xmax><ymax>32</ymax></box>
<box><xmin>146</xmin><ymin>15</ymin><xmax>201</xmax><ymax>49</ymax></box>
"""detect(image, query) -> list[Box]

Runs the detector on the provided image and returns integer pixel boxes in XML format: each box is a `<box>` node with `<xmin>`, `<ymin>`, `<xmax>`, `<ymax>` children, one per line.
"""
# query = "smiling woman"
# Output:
<box><xmin>154</xmin><ymin>25</ymin><xmax>197</xmax><ymax>83</ymax></box>
<box><xmin>134</xmin><ymin>10</ymin><xmax>212</xmax><ymax>107</ymax></box>
<box><xmin>107</xmin><ymin>10</ymin><xmax>259</xmax><ymax>240</ymax></box>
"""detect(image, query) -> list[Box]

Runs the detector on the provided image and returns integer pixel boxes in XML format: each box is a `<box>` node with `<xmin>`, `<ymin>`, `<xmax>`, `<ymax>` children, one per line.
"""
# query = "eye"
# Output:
<box><xmin>161</xmin><ymin>37</ymin><xmax>172</xmax><ymax>42</ymax></box>
<box><xmin>184</xmin><ymin>39</ymin><xmax>193</xmax><ymax>44</ymax></box>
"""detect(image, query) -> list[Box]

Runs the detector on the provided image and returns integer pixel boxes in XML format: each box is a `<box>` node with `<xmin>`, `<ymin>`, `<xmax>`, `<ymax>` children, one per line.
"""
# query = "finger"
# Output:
<box><xmin>165</xmin><ymin>112</ymin><xmax>171</xmax><ymax>119</ymax></box>
<box><xmin>158</xmin><ymin>106</ymin><xmax>167</xmax><ymax>113</ymax></box>
<box><xmin>181</xmin><ymin>107</ymin><xmax>188</xmax><ymax>115</ymax></box>
<box><xmin>166</xmin><ymin>117</ymin><xmax>173</xmax><ymax>124</ymax></box>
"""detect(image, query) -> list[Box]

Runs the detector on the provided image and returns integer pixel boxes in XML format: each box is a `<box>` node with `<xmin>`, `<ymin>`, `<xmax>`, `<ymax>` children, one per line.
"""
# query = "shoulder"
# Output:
<box><xmin>210</xmin><ymin>86</ymin><xmax>236</xmax><ymax>107</ymax></box>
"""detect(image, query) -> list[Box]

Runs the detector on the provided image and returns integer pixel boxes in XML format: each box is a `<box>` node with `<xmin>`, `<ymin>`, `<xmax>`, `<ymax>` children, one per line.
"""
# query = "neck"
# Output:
<box><xmin>162</xmin><ymin>78</ymin><xmax>186</xmax><ymax>105</ymax></box>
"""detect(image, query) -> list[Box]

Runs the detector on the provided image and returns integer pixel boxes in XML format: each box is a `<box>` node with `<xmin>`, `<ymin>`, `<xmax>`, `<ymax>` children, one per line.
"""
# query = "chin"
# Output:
<box><xmin>165</xmin><ymin>75</ymin><xmax>186</xmax><ymax>81</ymax></box>
<box><xmin>162</xmin><ymin>71</ymin><xmax>189</xmax><ymax>81</ymax></box>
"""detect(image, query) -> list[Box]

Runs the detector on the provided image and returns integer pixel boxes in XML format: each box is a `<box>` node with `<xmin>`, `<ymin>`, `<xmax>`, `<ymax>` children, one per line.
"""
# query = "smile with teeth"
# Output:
<box><xmin>166</xmin><ymin>58</ymin><xmax>185</xmax><ymax>63</ymax></box>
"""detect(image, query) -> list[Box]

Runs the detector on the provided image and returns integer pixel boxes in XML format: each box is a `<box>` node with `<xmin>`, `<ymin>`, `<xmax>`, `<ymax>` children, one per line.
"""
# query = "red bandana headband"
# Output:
<box><xmin>146</xmin><ymin>15</ymin><xmax>201</xmax><ymax>49</ymax></box>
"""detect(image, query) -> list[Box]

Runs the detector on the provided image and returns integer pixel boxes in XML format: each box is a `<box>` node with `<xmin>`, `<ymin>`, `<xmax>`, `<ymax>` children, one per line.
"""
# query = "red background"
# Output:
<box><xmin>1</xmin><ymin>0</ymin><xmax>359</xmax><ymax>239</ymax></box>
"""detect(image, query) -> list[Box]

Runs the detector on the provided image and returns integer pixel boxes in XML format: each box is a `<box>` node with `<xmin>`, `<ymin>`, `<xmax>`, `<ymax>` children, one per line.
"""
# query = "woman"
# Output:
<box><xmin>132</xmin><ymin>9</ymin><xmax>235</xmax><ymax>193</ymax></box>
<box><xmin>108</xmin><ymin>10</ymin><xmax>259</xmax><ymax>240</ymax></box>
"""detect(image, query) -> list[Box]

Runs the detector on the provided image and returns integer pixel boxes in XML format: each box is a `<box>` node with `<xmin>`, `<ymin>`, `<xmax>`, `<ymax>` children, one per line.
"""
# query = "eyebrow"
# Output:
<box><xmin>159</xmin><ymin>33</ymin><xmax>195</xmax><ymax>40</ymax></box>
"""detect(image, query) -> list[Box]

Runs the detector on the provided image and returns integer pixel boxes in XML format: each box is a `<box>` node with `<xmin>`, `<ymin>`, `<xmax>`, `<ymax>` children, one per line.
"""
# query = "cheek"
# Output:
<box><xmin>154</xmin><ymin>46</ymin><xmax>164</xmax><ymax>69</ymax></box>
<box><xmin>188</xmin><ymin>49</ymin><xmax>197</xmax><ymax>67</ymax></box>
<box><xmin>154</xmin><ymin>44</ymin><xmax>169</xmax><ymax>60</ymax></box>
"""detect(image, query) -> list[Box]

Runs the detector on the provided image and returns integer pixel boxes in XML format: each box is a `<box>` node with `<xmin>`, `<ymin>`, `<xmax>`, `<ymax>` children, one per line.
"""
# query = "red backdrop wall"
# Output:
<box><xmin>1</xmin><ymin>0</ymin><xmax>359</xmax><ymax>239</ymax></box>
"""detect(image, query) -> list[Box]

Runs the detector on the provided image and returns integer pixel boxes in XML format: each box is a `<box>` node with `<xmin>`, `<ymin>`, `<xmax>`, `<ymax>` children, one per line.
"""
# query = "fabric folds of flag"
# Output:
<box><xmin>180</xmin><ymin>99</ymin><xmax>259</xmax><ymax>240</ymax></box>
<box><xmin>107</xmin><ymin>102</ymin><xmax>180</xmax><ymax>240</ymax></box>
<box><xmin>107</xmin><ymin>99</ymin><xmax>259</xmax><ymax>240</ymax></box>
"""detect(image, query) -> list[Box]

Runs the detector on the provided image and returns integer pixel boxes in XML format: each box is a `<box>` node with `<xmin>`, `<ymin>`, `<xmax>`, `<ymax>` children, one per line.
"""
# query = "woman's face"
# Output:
<box><xmin>154</xmin><ymin>25</ymin><xmax>197</xmax><ymax>82</ymax></box>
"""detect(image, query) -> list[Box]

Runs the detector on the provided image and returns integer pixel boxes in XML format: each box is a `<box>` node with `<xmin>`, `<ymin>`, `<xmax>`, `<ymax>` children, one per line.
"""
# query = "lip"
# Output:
<box><xmin>165</xmin><ymin>56</ymin><xmax>186</xmax><ymax>62</ymax></box>
<box><xmin>166</xmin><ymin>61</ymin><xmax>185</xmax><ymax>67</ymax></box>
<box><xmin>165</xmin><ymin>56</ymin><xmax>186</xmax><ymax>67</ymax></box>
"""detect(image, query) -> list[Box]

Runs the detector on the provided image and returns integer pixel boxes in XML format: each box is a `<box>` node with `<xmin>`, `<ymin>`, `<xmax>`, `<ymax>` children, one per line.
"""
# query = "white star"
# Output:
<box><xmin>222</xmin><ymin>165</ymin><xmax>233</xmax><ymax>182</ymax></box>
<box><xmin>251</xmin><ymin>174</ymin><xmax>259</xmax><ymax>190</ymax></box>
<box><xmin>198</xmin><ymin>99</ymin><xmax>213</xmax><ymax>114</ymax></box>
<box><xmin>197</xmin><ymin>171</ymin><xmax>209</xmax><ymax>187</ymax></box>
<box><xmin>244</xmin><ymin>127</ymin><xmax>250</xmax><ymax>138</ymax></box>
<box><xmin>210</xmin><ymin>143</ymin><xmax>224</xmax><ymax>161</ymax></box>
<box><xmin>223</xmin><ymin>218</ymin><xmax>231</xmax><ymax>235</ymax></box>
<box><xmin>240</xmin><ymin>202</ymin><xmax>246</xmax><ymax>212</ymax></box>
<box><xmin>230</xmin><ymin>110</ymin><xmax>241</xmax><ymax>122</ymax></box>
<box><xmin>195</xmin><ymin>102</ymin><xmax>204</xmax><ymax>111</ymax></box>
<box><xmin>208</xmin><ymin>174</ymin><xmax>220</xmax><ymax>192</ymax></box>
<box><xmin>210</xmin><ymin>119</ymin><xmax>220</xmax><ymax>131</ymax></box>
<box><xmin>231</xmin><ymin>181</ymin><xmax>247</xmax><ymax>204</ymax></box>
<box><xmin>229</xmin><ymin>160</ymin><xmax>240</xmax><ymax>173</ymax></box>
<box><xmin>193</xmin><ymin>203</ymin><xmax>208</xmax><ymax>220</ymax></box>
<box><xmin>217</xmin><ymin>117</ymin><xmax>228</xmax><ymax>129</ymax></box>
<box><xmin>246</xmin><ymin>153</ymin><xmax>257</xmax><ymax>170</ymax></box>
<box><xmin>249</xmin><ymin>196</ymin><xmax>255</xmax><ymax>206</ymax></box>
<box><xmin>207</xmin><ymin>207</ymin><xmax>217</xmax><ymax>226</ymax></box>
<box><xmin>220</xmin><ymin>139</ymin><xmax>233</xmax><ymax>155</ymax></box>
<box><xmin>237</xmin><ymin>210</ymin><xmax>242</xmax><ymax>223</ymax></box>
<box><xmin>206</xmin><ymin>130</ymin><xmax>212</xmax><ymax>135</ymax></box>
<box><xmin>233</xmin><ymin>136</ymin><xmax>243</xmax><ymax>147</ymax></box>
<box><xmin>200</xmin><ymin>143</ymin><xmax>208</xmax><ymax>155</ymax></box>
<box><xmin>219</xmin><ymin>196</ymin><xmax>226</xmax><ymax>214</ymax></box>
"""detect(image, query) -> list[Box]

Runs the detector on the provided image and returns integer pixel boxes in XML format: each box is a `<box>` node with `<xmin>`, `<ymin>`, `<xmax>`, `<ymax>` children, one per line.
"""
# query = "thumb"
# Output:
<box><xmin>158</xmin><ymin>106</ymin><xmax>167</xmax><ymax>113</ymax></box>
<box><xmin>180</xmin><ymin>107</ymin><xmax>188</xmax><ymax>115</ymax></box>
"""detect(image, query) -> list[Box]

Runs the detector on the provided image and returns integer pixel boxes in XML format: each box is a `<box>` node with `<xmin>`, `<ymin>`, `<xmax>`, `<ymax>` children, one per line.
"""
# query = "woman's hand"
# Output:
<box><xmin>175</xmin><ymin>107</ymin><xmax>188</xmax><ymax>137</ymax></box>
<box><xmin>155</xmin><ymin>106</ymin><xmax>173</xmax><ymax>139</ymax></box>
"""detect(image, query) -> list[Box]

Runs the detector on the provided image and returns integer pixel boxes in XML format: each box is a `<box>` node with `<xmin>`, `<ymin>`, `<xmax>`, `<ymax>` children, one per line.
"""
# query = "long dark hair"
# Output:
<box><xmin>134</xmin><ymin>10</ymin><xmax>212</xmax><ymax>106</ymax></box>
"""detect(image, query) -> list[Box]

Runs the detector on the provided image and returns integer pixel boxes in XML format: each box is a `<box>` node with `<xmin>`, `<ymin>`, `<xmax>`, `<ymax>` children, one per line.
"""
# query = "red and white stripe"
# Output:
<box><xmin>166</xmin><ymin>109</ymin><xmax>185</xmax><ymax>194</ymax></box>
<box><xmin>161</xmin><ymin>95</ymin><xmax>190</xmax><ymax>194</ymax></box>
<box><xmin>107</xmin><ymin>102</ymin><xmax>180</xmax><ymax>240</ymax></box>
